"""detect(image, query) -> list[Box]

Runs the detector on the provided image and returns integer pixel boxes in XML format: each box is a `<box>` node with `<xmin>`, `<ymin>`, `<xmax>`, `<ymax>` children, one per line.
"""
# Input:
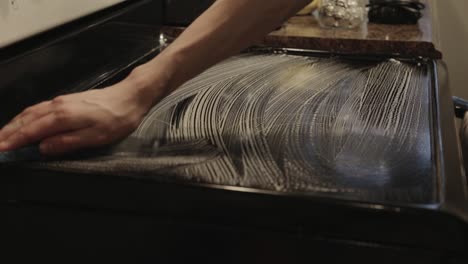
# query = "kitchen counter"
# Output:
<box><xmin>161</xmin><ymin>1</ymin><xmax>440</xmax><ymax>59</ymax></box>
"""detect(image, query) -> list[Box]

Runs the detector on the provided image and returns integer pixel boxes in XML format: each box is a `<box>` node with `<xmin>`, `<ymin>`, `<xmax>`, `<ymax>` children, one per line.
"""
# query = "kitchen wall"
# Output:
<box><xmin>430</xmin><ymin>0</ymin><xmax>468</xmax><ymax>99</ymax></box>
<box><xmin>0</xmin><ymin>0</ymin><xmax>127</xmax><ymax>48</ymax></box>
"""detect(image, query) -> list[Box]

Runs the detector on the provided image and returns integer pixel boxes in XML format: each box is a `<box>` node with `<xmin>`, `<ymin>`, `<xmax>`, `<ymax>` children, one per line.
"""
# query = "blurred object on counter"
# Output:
<box><xmin>367</xmin><ymin>0</ymin><xmax>425</xmax><ymax>24</ymax></box>
<box><xmin>317</xmin><ymin>0</ymin><xmax>367</xmax><ymax>29</ymax></box>
<box><xmin>297</xmin><ymin>0</ymin><xmax>320</xmax><ymax>15</ymax></box>
<box><xmin>463</xmin><ymin>112</ymin><xmax>468</xmax><ymax>174</ymax></box>
<box><xmin>453</xmin><ymin>96</ymin><xmax>468</xmax><ymax>175</ymax></box>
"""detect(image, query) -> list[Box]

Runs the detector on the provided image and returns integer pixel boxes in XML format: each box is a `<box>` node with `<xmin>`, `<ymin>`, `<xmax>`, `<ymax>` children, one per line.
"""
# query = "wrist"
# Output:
<box><xmin>123</xmin><ymin>56</ymin><xmax>177</xmax><ymax>110</ymax></box>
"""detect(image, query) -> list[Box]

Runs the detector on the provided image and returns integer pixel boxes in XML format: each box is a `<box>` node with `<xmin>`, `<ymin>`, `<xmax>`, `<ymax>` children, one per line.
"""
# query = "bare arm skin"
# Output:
<box><xmin>0</xmin><ymin>0</ymin><xmax>309</xmax><ymax>155</ymax></box>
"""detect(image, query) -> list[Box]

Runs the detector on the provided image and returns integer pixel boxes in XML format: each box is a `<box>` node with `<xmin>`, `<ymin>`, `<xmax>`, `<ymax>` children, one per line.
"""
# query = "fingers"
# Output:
<box><xmin>0</xmin><ymin>101</ymin><xmax>53</xmax><ymax>142</ymax></box>
<box><xmin>40</xmin><ymin>127</ymin><xmax>108</xmax><ymax>155</ymax></box>
<box><xmin>0</xmin><ymin>87</ymin><xmax>144</xmax><ymax>154</ymax></box>
<box><xmin>12</xmin><ymin>101</ymin><xmax>53</xmax><ymax>123</ymax></box>
<box><xmin>0</xmin><ymin>111</ymin><xmax>91</xmax><ymax>152</ymax></box>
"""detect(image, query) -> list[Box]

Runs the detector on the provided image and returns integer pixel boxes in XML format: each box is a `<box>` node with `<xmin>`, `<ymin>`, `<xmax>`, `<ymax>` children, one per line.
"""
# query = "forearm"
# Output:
<box><xmin>0</xmin><ymin>0</ymin><xmax>309</xmax><ymax>154</ymax></box>
<box><xmin>129</xmin><ymin>0</ymin><xmax>309</xmax><ymax>107</ymax></box>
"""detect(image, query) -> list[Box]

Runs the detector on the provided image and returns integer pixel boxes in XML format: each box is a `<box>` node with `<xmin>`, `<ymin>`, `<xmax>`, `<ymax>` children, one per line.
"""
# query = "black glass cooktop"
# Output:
<box><xmin>24</xmin><ymin>52</ymin><xmax>436</xmax><ymax>205</ymax></box>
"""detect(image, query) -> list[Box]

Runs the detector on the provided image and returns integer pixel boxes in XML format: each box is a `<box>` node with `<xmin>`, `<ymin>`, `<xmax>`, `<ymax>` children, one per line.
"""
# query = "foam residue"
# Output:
<box><xmin>37</xmin><ymin>54</ymin><xmax>435</xmax><ymax>203</ymax></box>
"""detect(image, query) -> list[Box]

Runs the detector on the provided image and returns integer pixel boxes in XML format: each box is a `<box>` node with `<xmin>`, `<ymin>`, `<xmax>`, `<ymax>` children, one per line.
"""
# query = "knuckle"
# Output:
<box><xmin>17</xmin><ymin>127</ymin><xmax>32</xmax><ymax>140</ymax></box>
<box><xmin>53</xmin><ymin>108</ymin><xmax>71</xmax><ymax>121</ymax></box>
<box><xmin>97</xmin><ymin>133</ymin><xmax>111</xmax><ymax>143</ymax></box>
<box><xmin>41</xmin><ymin>142</ymin><xmax>58</xmax><ymax>154</ymax></box>
<box><xmin>23</xmin><ymin>106</ymin><xmax>35</xmax><ymax>115</ymax></box>
<box><xmin>54</xmin><ymin>137</ymin><xmax>67</xmax><ymax>146</ymax></box>
<box><xmin>52</xmin><ymin>96</ymin><xmax>67</xmax><ymax>105</ymax></box>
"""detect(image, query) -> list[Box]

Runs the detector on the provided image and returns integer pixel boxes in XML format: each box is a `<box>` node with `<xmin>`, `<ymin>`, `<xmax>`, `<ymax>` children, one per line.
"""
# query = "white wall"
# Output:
<box><xmin>431</xmin><ymin>0</ymin><xmax>468</xmax><ymax>99</ymax></box>
<box><xmin>0</xmin><ymin>0</ymin><xmax>127</xmax><ymax>48</ymax></box>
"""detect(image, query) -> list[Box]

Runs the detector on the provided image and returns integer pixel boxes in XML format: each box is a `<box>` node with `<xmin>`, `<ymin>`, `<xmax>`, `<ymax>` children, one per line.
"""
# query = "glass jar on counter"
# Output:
<box><xmin>317</xmin><ymin>0</ymin><xmax>367</xmax><ymax>29</ymax></box>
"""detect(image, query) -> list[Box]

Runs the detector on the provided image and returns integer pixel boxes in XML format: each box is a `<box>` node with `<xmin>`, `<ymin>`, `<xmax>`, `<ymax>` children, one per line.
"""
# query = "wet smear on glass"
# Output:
<box><xmin>35</xmin><ymin>54</ymin><xmax>434</xmax><ymax>204</ymax></box>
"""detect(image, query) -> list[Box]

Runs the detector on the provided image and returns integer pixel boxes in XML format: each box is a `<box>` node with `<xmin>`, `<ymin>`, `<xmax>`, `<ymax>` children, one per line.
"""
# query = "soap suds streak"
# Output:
<box><xmin>38</xmin><ymin>54</ymin><xmax>434</xmax><ymax>204</ymax></box>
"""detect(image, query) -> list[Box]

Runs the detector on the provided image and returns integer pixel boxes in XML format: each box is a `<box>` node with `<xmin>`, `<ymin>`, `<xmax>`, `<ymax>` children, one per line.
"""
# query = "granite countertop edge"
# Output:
<box><xmin>161</xmin><ymin>26</ymin><xmax>442</xmax><ymax>60</ymax></box>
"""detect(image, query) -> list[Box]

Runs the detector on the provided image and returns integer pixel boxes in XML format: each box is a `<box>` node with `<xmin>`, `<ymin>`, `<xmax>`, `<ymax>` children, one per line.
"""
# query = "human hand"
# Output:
<box><xmin>0</xmin><ymin>73</ymin><xmax>158</xmax><ymax>155</ymax></box>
